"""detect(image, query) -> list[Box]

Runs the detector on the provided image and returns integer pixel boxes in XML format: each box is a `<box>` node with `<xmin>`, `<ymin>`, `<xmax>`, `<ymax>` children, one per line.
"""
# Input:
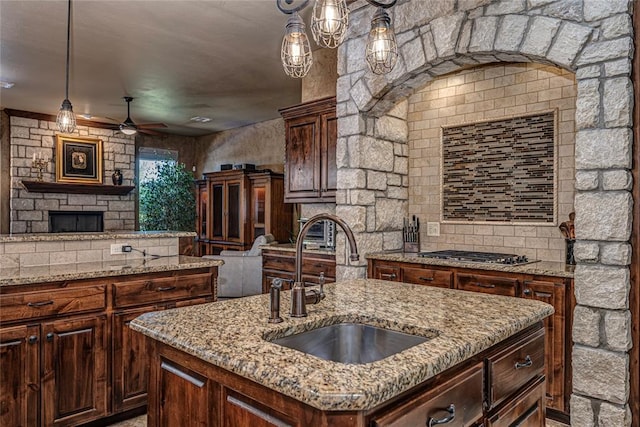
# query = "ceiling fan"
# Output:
<box><xmin>108</xmin><ymin>97</ymin><xmax>167</xmax><ymax>136</ymax></box>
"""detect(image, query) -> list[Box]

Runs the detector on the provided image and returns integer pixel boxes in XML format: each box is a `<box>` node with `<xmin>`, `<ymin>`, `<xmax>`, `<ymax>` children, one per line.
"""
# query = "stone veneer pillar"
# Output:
<box><xmin>334</xmin><ymin>0</ymin><xmax>634</xmax><ymax>424</ymax></box>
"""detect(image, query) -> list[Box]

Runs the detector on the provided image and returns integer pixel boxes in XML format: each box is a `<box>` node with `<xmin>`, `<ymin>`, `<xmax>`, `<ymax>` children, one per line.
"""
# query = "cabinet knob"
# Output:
<box><xmin>523</xmin><ymin>288</ymin><xmax>532</xmax><ymax>296</ymax></box>
<box><xmin>427</xmin><ymin>403</ymin><xmax>455</xmax><ymax>426</ymax></box>
<box><xmin>28</xmin><ymin>335</ymin><xmax>38</xmax><ymax>344</ymax></box>
<box><xmin>46</xmin><ymin>333</ymin><xmax>55</xmax><ymax>342</ymax></box>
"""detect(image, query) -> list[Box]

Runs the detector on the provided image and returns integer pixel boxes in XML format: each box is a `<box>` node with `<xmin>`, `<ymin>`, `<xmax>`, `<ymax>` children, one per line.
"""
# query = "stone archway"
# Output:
<box><xmin>335</xmin><ymin>1</ymin><xmax>634</xmax><ymax>425</ymax></box>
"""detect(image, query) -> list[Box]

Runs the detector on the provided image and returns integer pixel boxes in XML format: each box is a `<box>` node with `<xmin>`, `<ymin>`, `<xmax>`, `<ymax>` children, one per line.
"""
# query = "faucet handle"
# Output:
<box><xmin>318</xmin><ymin>272</ymin><xmax>325</xmax><ymax>298</ymax></box>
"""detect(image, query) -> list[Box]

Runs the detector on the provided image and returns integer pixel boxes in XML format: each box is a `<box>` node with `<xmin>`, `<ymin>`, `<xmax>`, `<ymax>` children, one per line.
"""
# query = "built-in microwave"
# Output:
<box><xmin>298</xmin><ymin>218</ymin><xmax>335</xmax><ymax>249</ymax></box>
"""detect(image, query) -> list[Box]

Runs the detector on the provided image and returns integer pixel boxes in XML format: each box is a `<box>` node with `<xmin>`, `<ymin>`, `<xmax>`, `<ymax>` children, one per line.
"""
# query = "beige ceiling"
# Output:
<box><xmin>0</xmin><ymin>0</ymin><xmax>309</xmax><ymax>136</ymax></box>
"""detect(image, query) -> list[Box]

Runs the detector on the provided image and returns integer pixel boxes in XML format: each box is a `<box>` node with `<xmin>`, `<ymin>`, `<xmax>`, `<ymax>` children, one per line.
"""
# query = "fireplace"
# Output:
<box><xmin>49</xmin><ymin>211</ymin><xmax>104</xmax><ymax>233</ymax></box>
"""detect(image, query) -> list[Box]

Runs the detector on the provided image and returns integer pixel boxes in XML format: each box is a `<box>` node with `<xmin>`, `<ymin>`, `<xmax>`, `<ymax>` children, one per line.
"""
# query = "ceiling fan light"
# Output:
<box><xmin>311</xmin><ymin>0</ymin><xmax>349</xmax><ymax>48</ymax></box>
<box><xmin>365</xmin><ymin>7</ymin><xmax>397</xmax><ymax>75</ymax></box>
<box><xmin>281</xmin><ymin>13</ymin><xmax>313</xmax><ymax>78</ymax></box>
<box><xmin>119</xmin><ymin>124</ymin><xmax>137</xmax><ymax>136</ymax></box>
<box><xmin>56</xmin><ymin>99</ymin><xmax>76</xmax><ymax>133</ymax></box>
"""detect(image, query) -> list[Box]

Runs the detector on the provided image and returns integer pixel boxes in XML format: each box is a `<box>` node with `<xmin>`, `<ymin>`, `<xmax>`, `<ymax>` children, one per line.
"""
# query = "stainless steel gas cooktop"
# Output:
<box><xmin>418</xmin><ymin>250</ymin><xmax>537</xmax><ymax>265</ymax></box>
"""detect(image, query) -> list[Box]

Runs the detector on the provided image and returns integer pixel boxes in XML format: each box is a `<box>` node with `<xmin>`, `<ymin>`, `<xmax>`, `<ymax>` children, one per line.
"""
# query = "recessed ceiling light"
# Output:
<box><xmin>190</xmin><ymin>116</ymin><xmax>212</xmax><ymax>123</ymax></box>
<box><xmin>0</xmin><ymin>81</ymin><xmax>15</xmax><ymax>89</ymax></box>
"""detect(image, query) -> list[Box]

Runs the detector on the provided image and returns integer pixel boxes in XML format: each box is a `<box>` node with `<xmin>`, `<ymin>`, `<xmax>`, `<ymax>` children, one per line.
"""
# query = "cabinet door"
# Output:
<box><xmin>155</xmin><ymin>358</ymin><xmax>215</xmax><ymax>427</ymax></box>
<box><xmin>211</xmin><ymin>181</ymin><xmax>225</xmax><ymax>240</ymax></box>
<box><xmin>320</xmin><ymin>112</ymin><xmax>337</xmax><ymax>201</ymax></box>
<box><xmin>225</xmin><ymin>179</ymin><xmax>244</xmax><ymax>241</ymax></box>
<box><xmin>285</xmin><ymin>114</ymin><xmax>320</xmax><ymax>201</ymax></box>
<box><xmin>113</xmin><ymin>306</ymin><xmax>160</xmax><ymax>413</ymax></box>
<box><xmin>486</xmin><ymin>375</ymin><xmax>545</xmax><ymax>427</ymax></box>
<box><xmin>0</xmin><ymin>325</ymin><xmax>39</xmax><ymax>427</ymax></box>
<box><xmin>223</xmin><ymin>389</ymin><xmax>296</xmax><ymax>427</ymax></box>
<box><xmin>372</xmin><ymin>264</ymin><xmax>401</xmax><ymax>282</ymax></box>
<box><xmin>42</xmin><ymin>315</ymin><xmax>107</xmax><ymax>426</ymax></box>
<box><xmin>522</xmin><ymin>279</ymin><xmax>565</xmax><ymax>412</ymax></box>
<box><xmin>196</xmin><ymin>181</ymin><xmax>208</xmax><ymax>241</ymax></box>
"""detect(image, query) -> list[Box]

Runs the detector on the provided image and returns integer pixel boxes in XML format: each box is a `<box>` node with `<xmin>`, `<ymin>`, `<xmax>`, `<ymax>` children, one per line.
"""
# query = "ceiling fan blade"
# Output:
<box><xmin>137</xmin><ymin>122</ymin><xmax>168</xmax><ymax>129</ymax></box>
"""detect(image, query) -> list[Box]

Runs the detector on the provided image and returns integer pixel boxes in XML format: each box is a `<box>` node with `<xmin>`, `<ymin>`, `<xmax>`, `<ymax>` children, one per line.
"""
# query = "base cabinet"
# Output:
<box><xmin>367</xmin><ymin>258</ymin><xmax>572</xmax><ymax>420</ymax></box>
<box><xmin>0</xmin><ymin>267</ymin><xmax>217</xmax><ymax>427</ymax></box>
<box><xmin>145</xmin><ymin>324</ymin><xmax>546</xmax><ymax>427</ymax></box>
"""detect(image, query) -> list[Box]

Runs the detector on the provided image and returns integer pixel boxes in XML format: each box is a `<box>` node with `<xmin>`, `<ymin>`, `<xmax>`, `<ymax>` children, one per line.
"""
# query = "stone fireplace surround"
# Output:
<box><xmin>335</xmin><ymin>0</ymin><xmax>634</xmax><ymax>425</ymax></box>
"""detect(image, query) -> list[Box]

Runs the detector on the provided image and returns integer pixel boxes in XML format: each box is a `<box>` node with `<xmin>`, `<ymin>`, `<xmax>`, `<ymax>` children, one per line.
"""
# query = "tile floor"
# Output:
<box><xmin>110</xmin><ymin>415</ymin><xmax>569</xmax><ymax>426</ymax></box>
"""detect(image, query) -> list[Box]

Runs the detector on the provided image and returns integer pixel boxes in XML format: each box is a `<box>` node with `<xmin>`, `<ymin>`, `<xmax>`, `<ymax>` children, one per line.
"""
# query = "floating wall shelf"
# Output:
<box><xmin>21</xmin><ymin>180</ymin><xmax>135</xmax><ymax>196</ymax></box>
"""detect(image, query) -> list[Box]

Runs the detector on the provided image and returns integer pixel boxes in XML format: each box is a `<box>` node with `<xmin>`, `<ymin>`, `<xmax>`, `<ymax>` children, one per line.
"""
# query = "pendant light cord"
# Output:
<box><xmin>64</xmin><ymin>0</ymin><xmax>71</xmax><ymax>100</ymax></box>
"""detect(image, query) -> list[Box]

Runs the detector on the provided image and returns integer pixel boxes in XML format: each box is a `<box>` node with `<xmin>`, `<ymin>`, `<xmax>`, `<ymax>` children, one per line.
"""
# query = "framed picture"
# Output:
<box><xmin>55</xmin><ymin>135</ymin><xmax>103</xmax><ymax>184</ymax></box>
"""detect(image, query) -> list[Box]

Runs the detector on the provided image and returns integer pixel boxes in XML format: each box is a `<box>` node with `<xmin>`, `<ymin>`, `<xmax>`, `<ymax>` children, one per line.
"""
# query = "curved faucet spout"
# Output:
<box><xmin>291</xmin><ymin>213</ymin><xmax>359</xmax><ymax>317</ymax></box>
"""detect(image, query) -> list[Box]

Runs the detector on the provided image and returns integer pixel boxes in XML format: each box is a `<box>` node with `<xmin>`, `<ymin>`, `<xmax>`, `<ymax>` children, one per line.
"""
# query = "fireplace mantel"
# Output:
<box><xmin>21</xmin><ymin>180</ymin><xmax>135</xmax><ymax>196</ymax></box>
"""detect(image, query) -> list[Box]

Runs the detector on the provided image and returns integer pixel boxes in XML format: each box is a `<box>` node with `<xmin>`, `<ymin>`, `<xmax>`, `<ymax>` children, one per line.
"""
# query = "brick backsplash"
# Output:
<box><xmin>408</xmin><ymin>63</ymin><xmax>576</xmax><ymax>262</ymax></box>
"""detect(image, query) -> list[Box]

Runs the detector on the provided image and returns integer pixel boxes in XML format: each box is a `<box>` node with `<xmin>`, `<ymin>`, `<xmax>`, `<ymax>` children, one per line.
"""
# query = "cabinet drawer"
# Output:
<box><xmin>262</xmin><ymin>254</ymin><xmax>295</xmax><ymax>272</ymax></box>
<box><xmin>456</xmin><ymin>273</ymin><xmax>518</xmax><ymax>296</ymax></box>
<box><xmin>373</xmin><ymin>265</ymin><xmax>401</xmax><ymax>281</ymax></box>
<box><xmin>486</xmin><ymin>375</ymin><xmax>546</xmax><ymax>427</ymax></box>
<box><xmin>402</xmin><ymin>267</ymin><xmax>453</xmax><ymax>288</ymax></box>
<box><xmin>371</xmin><ymin>363</ymin><xmax>483</xmax><ymax>427</ymax></box>
<box><xmin>487</xmin><ymin>328</ymin><xmax>545</xmax><ymax>410</ymax></box>
<box><xmin>0</xmin><ymin>285</ymin><xmax>106</xmax><ymax>323</ymax></box>
<box><xmin>113</xmin><ymin>273</ymin><xmax>212</xmax><ymax>308</ymax></box>
<box><xmin>302</xmin><ymin>257</ymin><xmax>335</xmax><ymax>278</ymax></box>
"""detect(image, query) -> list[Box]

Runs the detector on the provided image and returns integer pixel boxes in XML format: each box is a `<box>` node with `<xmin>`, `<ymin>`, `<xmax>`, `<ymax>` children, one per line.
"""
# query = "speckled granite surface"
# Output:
<box><xmin>0</xmin><ymin>256</ymin><xmax>223</xmax><ymax>286</ymax></box>
<box><xmin>130</xmin><ymin>279</ymin><xmax>553</xmax><ymax>411</ymax></box>
<box><xmin>367</xmin><ymin>252</ymin><xmax>574</xmax><ymax>278</ymax></box>
<box><xmin>0</xmin><ymin>230</ymin><xmax>196</xmax><ymax>243</ymax></box>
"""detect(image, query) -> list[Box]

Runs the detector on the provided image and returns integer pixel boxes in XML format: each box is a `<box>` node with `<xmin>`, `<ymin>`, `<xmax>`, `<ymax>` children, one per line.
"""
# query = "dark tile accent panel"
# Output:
<box><xmin>442</xmin><ymin>112</ymin><xmax>555</xmax><ymax>223</ymax></box>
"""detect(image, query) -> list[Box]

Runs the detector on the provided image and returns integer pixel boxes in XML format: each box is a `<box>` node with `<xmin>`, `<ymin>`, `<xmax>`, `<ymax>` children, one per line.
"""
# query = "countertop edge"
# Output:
<box><xmin>0</xmin><ymin>231</ymin><xmax>197</xmax><ymax>243</ymax></box>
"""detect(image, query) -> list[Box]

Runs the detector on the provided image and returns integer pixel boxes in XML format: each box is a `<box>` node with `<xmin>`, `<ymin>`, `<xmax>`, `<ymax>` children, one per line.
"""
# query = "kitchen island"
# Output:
<box><xmin>131</xmin><ymin>278</ymin><xmax>553</xmax><ymax>426</ymax></box>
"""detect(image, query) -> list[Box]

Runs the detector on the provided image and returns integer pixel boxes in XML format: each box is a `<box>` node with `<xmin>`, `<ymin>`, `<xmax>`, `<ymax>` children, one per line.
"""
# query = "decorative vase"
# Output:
<box><xmin>112</xmin><ymin>169</ymin><xmax>123</xmax><ymax>186</ymax></box>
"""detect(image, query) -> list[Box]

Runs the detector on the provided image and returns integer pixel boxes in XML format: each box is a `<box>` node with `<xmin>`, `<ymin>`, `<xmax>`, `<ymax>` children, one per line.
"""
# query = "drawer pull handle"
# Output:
<box><xmin>27</xmin><ymin>300</ymin><xmax>54</xmax><ymax>308</ymax></box>
<box><xmin>471</xmin><ymin>282</ymin><xmax>495</xmax><ymax>288</ymax></box>
<box><xmin>419</xmin><ymin>277</ymin><xmax>434</xmax><ymax>282</ymax></box>
<box><xmin>427</xmin><ymin>404</ymin><xmax>455</xmax><ymax>426</ymax></box>
<box><xmin>380</xmin><ymin>273</ymin><xmax>397</xmax><ymax>279</ymax></box>
<box><xmin>156</xmin><ymin>286</ymin><xmax>177</xmax><ymax>292</ymax></box>
<box><xmin>515</xmin><ymin>355</ymin><xmax>533</xmax><ymax>369</ymax></box>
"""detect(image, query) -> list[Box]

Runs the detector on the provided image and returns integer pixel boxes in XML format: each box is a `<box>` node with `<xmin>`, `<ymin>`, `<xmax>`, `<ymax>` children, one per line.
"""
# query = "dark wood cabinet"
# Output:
<box><xmin>0</xmin><ymin>324</ymin><xmax>39</xmax><ymax>427</ymax></box>
<box><xmin>261</xmin><ymin>248</ymin><xmax>336</xmax><ymax>293</ymax></box>
<box><xmin>145</xmin><ymin>321</ymin><xmax>546</xmax><ymax>427</ymax></box>
<box><xmin>0</xmin><ymin>267</ymin><xmax>217</xmax><ymax>426</ymax></box>
<box><xmin>279</xmin><ymin>96</ymin><xmax>337</xmax><ymax>203</ymax></box>
<box><xmin>195</xmin><ymin>179</ymin><xmax>210</xmax><ymax>255</ymax></box>
<box><xmin>41</xmin><ymin>315</ymin><xmax>108</xmax><ymax>426</ymax></box>
<box><xmin>367</xmin><ymin>258</ymin><xmax>572</xmax><ymax>420</ymax></box>
<box><xmin>196</xmin><ymin>170</ymin><xmax>293</xmax><ymax>256</ymax></box>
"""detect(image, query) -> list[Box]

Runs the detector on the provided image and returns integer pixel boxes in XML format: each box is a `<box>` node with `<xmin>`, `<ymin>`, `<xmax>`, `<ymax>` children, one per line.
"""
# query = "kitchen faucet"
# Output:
<box><xmin>290</xmin><ymin>213</ymin><xmax>359</xmax><ymax>317</ymax></box>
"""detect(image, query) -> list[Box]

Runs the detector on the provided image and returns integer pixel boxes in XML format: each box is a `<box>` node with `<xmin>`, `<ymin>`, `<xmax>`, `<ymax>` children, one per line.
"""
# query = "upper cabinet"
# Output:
<box><xmin>279</xmin><ymin>96</ymin><xmax>337</xmax><ymax>203</ymax></box>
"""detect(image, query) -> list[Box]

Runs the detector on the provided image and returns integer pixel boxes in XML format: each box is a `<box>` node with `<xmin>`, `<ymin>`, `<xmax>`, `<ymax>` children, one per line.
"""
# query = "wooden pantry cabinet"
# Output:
<box><xmin>279</xmin><ymin>96</ymin><xmax>337</xmax><ymax>203</ymax></box>
<box><xmin>367</xmin><ymin>258</ymin><xmax>573</xmax><ymax>422</ymax></box>
<box><xmin>196</xmin><ymin>170</ymin><xmax>293</xmax><ymax>256</ymax></box>
<box><xmin>0</xmin><ymin>267</ymin><xmax>217</xmax><ymax>427</ymax></box>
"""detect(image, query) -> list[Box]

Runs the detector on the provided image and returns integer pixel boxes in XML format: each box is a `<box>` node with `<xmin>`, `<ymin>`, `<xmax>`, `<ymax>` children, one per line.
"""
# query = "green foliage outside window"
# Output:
<box><xmin>139</xmin><ymin>162</ymin><xmax>196</xmax><ymax>231</ymax></box>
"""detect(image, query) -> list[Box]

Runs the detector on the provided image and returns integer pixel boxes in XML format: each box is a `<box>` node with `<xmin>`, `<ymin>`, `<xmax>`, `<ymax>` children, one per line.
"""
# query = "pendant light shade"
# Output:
<box><xmin>310</xmin><ymin>0</ymin><xmax>349</xmax><ymax>48</ymax></box>
<box><xmin>365</xmin><ymin>7</ymin><xmax>397</xmax><ymax>75</ymax></box>
<box><xmin>281</xmin><ymin>13</ymin><xmax>313</xmax><ymax>78</ymax></box>
<box><xmin>56</xmin><ymin>0</ymin><xmax>76</xmax><ymax>133</ymax></box>
<box><xmin>57</xmin><ymin>99</ymin><xmax>76</xmax><ymax>134</ymax></box>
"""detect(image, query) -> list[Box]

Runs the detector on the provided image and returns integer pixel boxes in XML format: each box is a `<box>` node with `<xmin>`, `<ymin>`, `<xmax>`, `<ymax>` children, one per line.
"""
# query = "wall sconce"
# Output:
<box><xmin>276</xmin><ymin>0</ymin><xmax>397</xmax><ymax>78</ymax></box>
<box><xmin>56</xmin><ymin>0</ymin><xmax>76</xmax><ymax>134</ymax></box>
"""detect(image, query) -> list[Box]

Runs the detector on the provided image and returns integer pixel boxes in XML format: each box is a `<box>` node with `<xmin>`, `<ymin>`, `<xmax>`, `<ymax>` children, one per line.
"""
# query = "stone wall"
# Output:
<box><xmin>408</xmin><ymin>62</ymin><xmax>576</xmax><ymax>262</ymax></box>
<box><xmin>336</xmin><ymin>0</ymin><xmax>634</xmax><ymax>424</ymax></box>
<box><xmin>196</xmin><ymin>118</ymin><xmax>285</xmax><ymax>175</ymax></box>
<box><xmin>9</xmin><ymin>115</ymin><xmax>136</xmax><ymax>233</ymax></box>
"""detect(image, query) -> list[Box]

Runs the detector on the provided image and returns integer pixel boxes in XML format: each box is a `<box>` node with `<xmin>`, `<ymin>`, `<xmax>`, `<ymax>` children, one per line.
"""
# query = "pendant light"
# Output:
<box><xmin>310</xmin><ymin>0</ymin><xmax>349</xmax><ymax>48</ymax></box>
<box><xmin>281</xmin><ymin>12</ymin><xmax>313</xmax><ymax>78</ymax></box>
<box><xmin>365</xmin><ymin>5</ymin><xmax>398</xmax><ymax>75</ymax></box>
<box><xmin>56</xmin><ymin>0</ymin><xmax>76</xmax><ymax>133</ymax></box>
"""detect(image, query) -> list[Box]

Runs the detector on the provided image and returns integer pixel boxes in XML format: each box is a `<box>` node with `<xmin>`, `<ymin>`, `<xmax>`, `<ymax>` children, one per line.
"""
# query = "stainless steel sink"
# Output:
<box><xmin>270</xmin><ymin>323</ymin><xmax>431</xmax><ymax>364</ymax></box>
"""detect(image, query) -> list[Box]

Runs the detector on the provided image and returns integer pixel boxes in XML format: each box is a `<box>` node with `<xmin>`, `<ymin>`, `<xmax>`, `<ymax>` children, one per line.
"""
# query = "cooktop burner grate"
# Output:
<box><xmin>418</xmin><ymin>250</ymin><xmax>534</xmax><ymax>265</ymax></box>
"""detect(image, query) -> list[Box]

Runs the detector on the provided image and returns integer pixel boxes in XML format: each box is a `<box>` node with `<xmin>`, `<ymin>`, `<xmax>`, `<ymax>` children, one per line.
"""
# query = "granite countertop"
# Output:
<box><xmin>0</xmin><ymin>230</ymin><xmax>196</xmax><ymax>243</ymax></box>
<box><xmin>130</xmin><ymin>279</ymin><xmax>553</xmax><ymax>412</ymax></box>
<box><xmin>0</xmin><ymin>256</ymin><xmax>223</xmax><ymax>286</ymax></box>
<box><xmin>366</xmin><ymin>252</ymin><xmax>574</xmax><ymax>278</ymax></box>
